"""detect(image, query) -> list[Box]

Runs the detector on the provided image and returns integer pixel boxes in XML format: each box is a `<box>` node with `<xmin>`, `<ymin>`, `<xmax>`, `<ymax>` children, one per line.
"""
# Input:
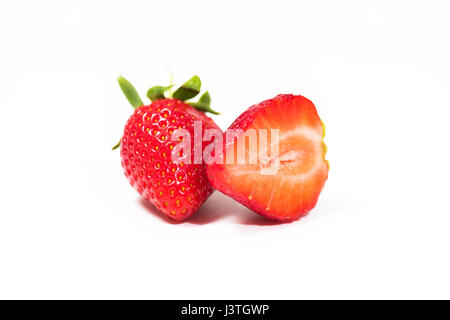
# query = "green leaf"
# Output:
<box><xmin>146</xmin><ymin>85</ymin><xmax>173</xmax><ymax>101</ymax></box>
<box><xmin>198</xmin><ymin>91</ymin><xmax>211</xmax><ymax>106</ymax></box>
<box><xmin>112</xmin><ymin>139</ymin><xmax>121</xmax><ymax>150</ymax></box>
<box><xmin>117</xmin><ymin>76</ymin><xmax>144</xmax><ymax>109</ymax></box>
<box><xmin>189</xmin><ymin>92</ymin><xmax>219</xmax><ymax>115</ymax></box>
<box><xmin>172</xmin><ymin>75</ymin><xmax>201</xmax><ymax>101</ymax></box>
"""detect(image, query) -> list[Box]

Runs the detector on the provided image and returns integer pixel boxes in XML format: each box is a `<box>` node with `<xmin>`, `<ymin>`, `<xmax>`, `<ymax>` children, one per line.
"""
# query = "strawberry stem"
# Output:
<box><xmin>117</xmin><ymin>76</ymin><xmax>144</xmax><ymax>109</ymax></box>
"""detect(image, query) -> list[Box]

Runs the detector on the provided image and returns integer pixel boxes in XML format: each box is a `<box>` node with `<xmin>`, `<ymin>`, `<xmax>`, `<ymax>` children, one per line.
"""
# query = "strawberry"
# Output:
<box><xmin>206</xmin><ymin>94</ymin><xmax>328</xmax><ymax>221</ymax></box>
<box><xmin>115</xmin><ymin>75</ymin><xmax>221</xmax><ymax>221</ymax></box>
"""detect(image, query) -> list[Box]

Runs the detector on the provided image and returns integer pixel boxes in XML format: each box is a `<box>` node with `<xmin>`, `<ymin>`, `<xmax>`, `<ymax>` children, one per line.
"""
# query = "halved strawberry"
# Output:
<box><xmin>206</xmin><ymin>94</ymin><xmax>328</xmax><ymax>221</ymax></box>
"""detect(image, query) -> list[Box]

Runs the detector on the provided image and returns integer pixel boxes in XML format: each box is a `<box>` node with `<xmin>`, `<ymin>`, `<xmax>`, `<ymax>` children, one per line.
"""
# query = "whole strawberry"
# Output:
<box><xmin>115</xmin><ymin>76</ymin><xmax>221</xmax><ymax>221</ymax></box>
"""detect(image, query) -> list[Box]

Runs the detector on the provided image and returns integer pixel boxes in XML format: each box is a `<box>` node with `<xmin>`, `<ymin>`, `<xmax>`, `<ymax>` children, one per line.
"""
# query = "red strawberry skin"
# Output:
<box><xmin>206</xmin><ymin>94</ymin><xmax>328</xmax><ymax>221</ymax></box>
<box><xmin>120</xmin><ymin>98</ymin><xmax>220</xmax><ymax>221</ymax></box>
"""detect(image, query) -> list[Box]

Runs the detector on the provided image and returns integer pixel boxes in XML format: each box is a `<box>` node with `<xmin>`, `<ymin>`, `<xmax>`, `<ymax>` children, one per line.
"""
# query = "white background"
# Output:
<box><xmin>1</xmin><ymin>0</ymin><xmax>449</xmax><ymax>299</ymax></box>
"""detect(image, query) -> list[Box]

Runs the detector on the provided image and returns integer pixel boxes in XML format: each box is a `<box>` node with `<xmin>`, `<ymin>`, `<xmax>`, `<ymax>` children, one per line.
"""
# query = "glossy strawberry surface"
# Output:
<box><xmin>120</xmin><ymin>98</ymin><xmax>220</xmax><ymax>220</ymax></box>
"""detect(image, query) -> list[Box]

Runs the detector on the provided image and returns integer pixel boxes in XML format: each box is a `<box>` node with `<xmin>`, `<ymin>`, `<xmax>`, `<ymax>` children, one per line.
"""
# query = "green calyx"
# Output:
<box><xmin>117</xmin><ymin>76</ymin><xmax>144</xmax><ymax>109</ymax></box>
<box><xmin>173</xmin><ymin>76</ymin><xmax>219</xmax><ymax>114</ymax></box>
<box><xmin>112</xmin><ymin>139</ymin><xmax>121</xmax><ymax>151</ymax></box>
<box><xmin>147</xmin><ymin>84</ymin><xmax>173</xmax><ymax>101</ymax></box>
<box><xmin>172</xmin><ymin>75</ymin><xmax>201</xmax><ymax>101</ymax></box>
<box><xmin>189</xmin><ymin>91</ymin><xmax>219</xmax><ymax>115</ymax></box>
<box><xmin>117</xmin><ymin>74</ymin><xmax>219</xmax><ymax>114</ymax></box>
<box><xmin>114</xmin><ymin>74</ymin><xmax>220</xmax><ymax>149</ymax></box>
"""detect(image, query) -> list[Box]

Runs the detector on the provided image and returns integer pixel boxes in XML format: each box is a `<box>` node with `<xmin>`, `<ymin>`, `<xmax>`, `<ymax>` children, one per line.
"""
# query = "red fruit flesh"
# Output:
<box><xmin>120</xmin><ymin>98</ymin><xmax>220</xmax><ymax>221</ymax></box>
<box><xmin>206</xmin><ymin>94</ymin><xmax>328</xmax><ymax>221</ymax></box>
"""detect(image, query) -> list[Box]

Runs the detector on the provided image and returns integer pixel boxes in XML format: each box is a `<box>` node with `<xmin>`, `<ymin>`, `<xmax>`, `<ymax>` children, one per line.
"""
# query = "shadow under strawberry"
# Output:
<box><xmin>139</xmin><ymin>192</ymin><xmax>291</xmax><ymax>226</ymax></box>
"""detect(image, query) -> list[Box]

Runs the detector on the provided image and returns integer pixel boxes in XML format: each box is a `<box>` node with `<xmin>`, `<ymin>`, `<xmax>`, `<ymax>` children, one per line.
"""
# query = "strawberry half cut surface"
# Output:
<box><xmin>206</xmin><ymin>94</ymin><xmax>328</xmax><ymax>222</ymax></box>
